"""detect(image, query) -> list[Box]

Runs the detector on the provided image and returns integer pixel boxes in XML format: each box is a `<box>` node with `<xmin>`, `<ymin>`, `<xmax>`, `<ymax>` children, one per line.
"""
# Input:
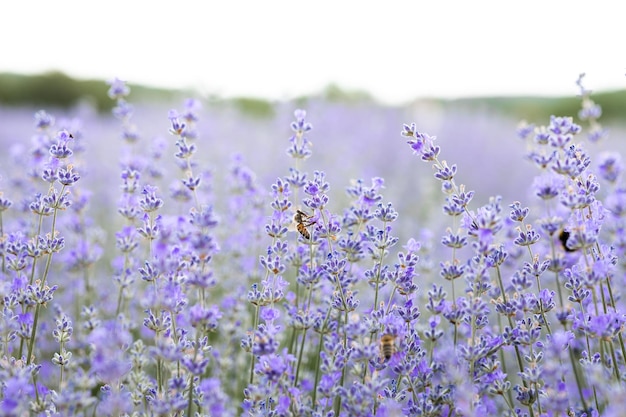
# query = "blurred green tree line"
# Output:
<box><xmin>0</xmin><ymin>71</ymin><xmax>179</xmax><ymax>112</ymax></box>
<box><xmin>0</xmin><ymin>71</ymin><xmax>624</xmax><ymax>123</ymax></box>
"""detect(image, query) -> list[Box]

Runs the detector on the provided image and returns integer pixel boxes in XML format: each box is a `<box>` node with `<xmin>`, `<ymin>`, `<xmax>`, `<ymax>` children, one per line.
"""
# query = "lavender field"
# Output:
<box><xmin>1</xmin><ymin>76</ymin><xmax>625</xmax><ymax>416</ymax></box>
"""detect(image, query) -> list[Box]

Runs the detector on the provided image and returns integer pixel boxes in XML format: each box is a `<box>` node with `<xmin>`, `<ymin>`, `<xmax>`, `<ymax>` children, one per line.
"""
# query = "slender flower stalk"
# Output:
<box><xmin>24</xmin><ymin>127</ymin><xmax>76</xmax><ymax>365</ymax></box>
<box><xmin>51</xmin><ymin>311</ymin><xmax>73</xmax><ymax>388</ymax></box>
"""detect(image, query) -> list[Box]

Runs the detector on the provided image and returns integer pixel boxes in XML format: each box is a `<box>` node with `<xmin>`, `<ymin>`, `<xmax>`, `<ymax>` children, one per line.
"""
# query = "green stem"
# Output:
<box><xmin>312</xmin><ymin>311</ymin><xmax>330</xmax><ymax>408</ymax></box>
<box><xmin>249</xmin><ymin>304</ymin><xmax>260</xmax><ymax>385</ymax></box>
<box><xmin>26</xmin><ymin>304</ymin><xmax>41</xmax><ymax>364</ymax></box>
<box><xmin>187</xmin><ymin>375</ymin><xmax>195</xmax><ymax>417</ymax></box>
<box><xmin>294</xmin><ymin>328</ymin><xmax>308</xmax><ymax>386</ymax></box>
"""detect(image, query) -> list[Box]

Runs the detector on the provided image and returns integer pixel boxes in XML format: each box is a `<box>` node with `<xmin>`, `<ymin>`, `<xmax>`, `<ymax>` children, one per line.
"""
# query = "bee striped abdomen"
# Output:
<box><xmin>380</xmin><ymin>334</ymin><xmax>396</xmax><ymax>361</ymax></box>
<box><xmin>294</xmin><ymin>209</ymin><xmax>315</xmax><ymax>240</ymax></box>
<box><xmin>297</xmin><ymin>222</ymin><xmax>311</xmax><ymax>239</ymax></box>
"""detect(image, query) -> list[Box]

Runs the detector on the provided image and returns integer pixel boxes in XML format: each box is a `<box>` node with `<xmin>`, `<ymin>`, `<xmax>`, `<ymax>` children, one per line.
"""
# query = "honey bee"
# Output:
<box><xmin>379</xmin><ymin>333</ymin><xmax>396</xmax><ymax>361</ymax></box>
<box><xmin>294</xmin><ymin>209</ymin><xmax>315</xmax><ymax>240</ymax></box>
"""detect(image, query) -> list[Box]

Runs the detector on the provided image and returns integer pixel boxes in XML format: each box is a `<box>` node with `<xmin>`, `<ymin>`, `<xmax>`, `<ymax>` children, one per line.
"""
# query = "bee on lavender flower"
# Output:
<box><xmin>294</xmin><ymin>209</ymin><xmax>316</xmax><ymax>240</ymax></box>
<box><xmin>379</xmin><ymin>333</ymin><xmax>396</xmax><ymax>361</ymax></box>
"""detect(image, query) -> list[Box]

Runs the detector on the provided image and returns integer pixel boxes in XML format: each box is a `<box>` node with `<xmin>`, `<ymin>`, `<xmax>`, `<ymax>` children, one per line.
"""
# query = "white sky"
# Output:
<box><xmin>1</xmin><ymin>1</ymin><xmax>624</xmax><ymax>105</ymax></box>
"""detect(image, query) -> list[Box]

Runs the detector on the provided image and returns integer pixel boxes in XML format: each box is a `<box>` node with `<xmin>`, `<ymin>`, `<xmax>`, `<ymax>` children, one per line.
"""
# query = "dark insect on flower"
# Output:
<box><xmin>294</xmin><ymin>209</ymin><xmax>315</xmax><ymax>240</ymax></box>
<box><xmin>379</xmin><ymin>333</ymin><xmax>396</xmax><ymax>361</ymax></box>
<box><xmin>558</xmin><ymin>230</ymin><xmax>576</xmax><ymax>252</ymax></box>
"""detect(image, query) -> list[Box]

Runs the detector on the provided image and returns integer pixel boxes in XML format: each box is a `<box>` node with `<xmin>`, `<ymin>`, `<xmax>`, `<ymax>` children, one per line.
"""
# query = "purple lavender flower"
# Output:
<box><xmin>597</xmin><ymin>151</ymin><xmax>623</xmax><ymax>183</ymax></box>
<box><xmin>107</xmin><ymin>77</ymin><xmax>131</xmax><ymax>99</ymax></box>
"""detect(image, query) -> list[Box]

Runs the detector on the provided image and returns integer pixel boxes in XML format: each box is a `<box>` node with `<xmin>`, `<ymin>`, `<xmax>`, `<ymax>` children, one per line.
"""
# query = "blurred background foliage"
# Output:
<box><xmin>0</xmin><ymin>71</ymin><xmax>181</xmax><ymax>112</ymax></box>
<box><xmin>1</xmin><ymin>71</ymin><xmax>625</xmax><ymax>123</ymax></box>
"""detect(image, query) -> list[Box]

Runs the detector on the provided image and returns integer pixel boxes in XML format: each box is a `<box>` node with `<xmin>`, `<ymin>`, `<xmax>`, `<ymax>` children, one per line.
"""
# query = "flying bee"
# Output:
<box><xmin>379</xmin><ymin>333</ymin><xmax>396</xmax><ymax>362</ymax></box>
<box><xmin>294</xmin><ymin>209</ymin><xmax>316</xmax><ymax>240</ymax></box>
<box><xmin>558</xmin><ymin>229</ymin><xmax>576</xmax><ymax>252</ymax></box>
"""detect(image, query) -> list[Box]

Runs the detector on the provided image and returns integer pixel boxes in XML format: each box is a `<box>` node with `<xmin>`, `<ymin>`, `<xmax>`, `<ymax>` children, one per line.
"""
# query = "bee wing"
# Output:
<box><xmin>287</xmin><ymin>220</ymin><xmax>298</xmax><ymax>233</ymax></box>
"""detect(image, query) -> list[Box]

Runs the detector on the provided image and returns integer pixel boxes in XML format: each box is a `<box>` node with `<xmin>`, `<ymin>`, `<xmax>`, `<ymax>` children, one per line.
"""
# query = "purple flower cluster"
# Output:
<box><xmin>0</xmin><ymin>75</ymin><xmax>625</xmax><ymax>417</ymax></box>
